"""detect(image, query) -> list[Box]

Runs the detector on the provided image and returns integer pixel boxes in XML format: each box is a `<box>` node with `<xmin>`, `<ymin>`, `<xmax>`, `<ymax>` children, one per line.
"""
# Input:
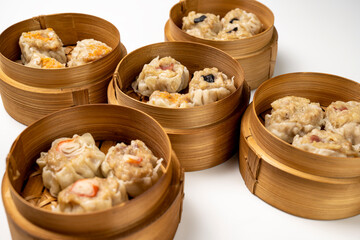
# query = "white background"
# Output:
<box><xmin>1</xmin><ymin>0</ymin><xmax>360</xmax><ymax>239</ymax></box>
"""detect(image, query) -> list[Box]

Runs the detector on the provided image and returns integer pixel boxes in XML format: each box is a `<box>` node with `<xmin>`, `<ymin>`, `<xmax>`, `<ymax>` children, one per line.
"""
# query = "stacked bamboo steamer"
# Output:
<box><xmin>239</xmin><ymin>72</ymin><xmax>360</xmax><ymax>220</ymax></box>
<box><xmin>0</xmin><ymin>13</ymin><xmax>126</xmax><ymax>125</ymax></box>
<box><xmin>164</xmin><ymin>0</ymin><xmax>277</xmax><ymax>89</ymax></box>
<box><xmin>2</xmin><ymin>104</ymin><xmax>184</xmax><ymax>239</ymax></box>
<box><xmin>108</xmin><ymin>41</ymin><xmax>250</xmax><ymax>171</ymax></box>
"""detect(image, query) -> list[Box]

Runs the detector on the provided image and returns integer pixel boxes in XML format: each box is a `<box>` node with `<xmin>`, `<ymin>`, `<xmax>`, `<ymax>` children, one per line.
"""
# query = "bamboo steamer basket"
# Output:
<box><xmin>2</xmin><ymin>104</ymin><xmax>184</xmax><ymax>239</ymax></box>
<box><xmin>0</xmin><ymin>13</ymin><xmax>126</xmax><ymax>125</ymax></box>
<box><xmin>164</xmin><ymin>0</ymin><xmax>278</xmax><ymax>89</ymax></box>
<box><xmin>239</xmin><ymin>72</ymin><xmax>360</xmax><ymax>220</ymax></box>
<box><xmin>109</xmin><ymin>41</ymin><xmax>250</xmax><ymax>171</ymax></box>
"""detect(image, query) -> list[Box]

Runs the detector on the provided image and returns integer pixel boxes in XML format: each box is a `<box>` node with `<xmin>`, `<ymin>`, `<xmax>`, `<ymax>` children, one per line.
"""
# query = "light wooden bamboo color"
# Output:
<box><xmin>0</xmin><ymin>13</ymin><xmax>123</xmax><ymax>88</ymax></box>
<box><xmin>109</xmin><ymin>41</ymin><xmax>250</xmax><ymax>171</ymax></box>
<box><xmin>109</xmin><ymin>79</ymin><xmax>250</xmax><ymax>171</ymax></box>
<box><xmin>3</xmin><ymin>104</ymin><xmax>184</xmax><ymax>238</ymax></box>
<box><xmin>239</xmin><ymin>72</ymin><xmax>360</xmax><ymax>219</ymax></box>
<box><xmin>164</xmin><ymin>0</ymin><xmax>277</xmax><ymax>89</ymax></box>
<box><xmin>0</xmin><ymin>13</ymin><xmax>127</xmax><ymax>126</ymax></box>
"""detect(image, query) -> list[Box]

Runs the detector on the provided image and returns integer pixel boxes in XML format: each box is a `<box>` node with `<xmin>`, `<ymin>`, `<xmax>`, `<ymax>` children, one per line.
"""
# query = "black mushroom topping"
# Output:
<box><xmin>229</xmin><ymin>18</ymin><xmax>239</xmax><ymax>24</ymax></box>
<box><xmin>194</xmin><ymin>15</ymin><xmax>207</xmax><ymax>23</ymax></box>
<box><xmin>202</xmin><ymin>74</ymin><xmax>215</xmax><ymax>83</ymax></box>
<box><xmin>226</xmin><ymin>27</ymin><xmax>238</xmax><ymax>33</ymax></box>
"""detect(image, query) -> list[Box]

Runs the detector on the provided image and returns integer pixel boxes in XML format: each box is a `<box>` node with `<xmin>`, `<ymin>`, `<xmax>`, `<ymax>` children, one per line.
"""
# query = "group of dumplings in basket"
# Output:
<box><xmin>19</xmin><ymin>28</ymin><xmax>112</xmax><ymax>69</ymax></box>
<box><xmin>182</xmin><ymin>8</ymin><xmax>263</xmax><ymax>40</ymax></box>
<box><xmin>265</xmin><ymin>96</ymin><xmax>360</xmax><ymax>158</ymax></box>
<box><xmin>131</xmin><ymin>56</ymin><xmax>236</xmax><ymax>108</ymax></box>
<box><xmin>36</xmin><ymin>133</ymin><xmax>163</xmax><ymax>213</ymax></box>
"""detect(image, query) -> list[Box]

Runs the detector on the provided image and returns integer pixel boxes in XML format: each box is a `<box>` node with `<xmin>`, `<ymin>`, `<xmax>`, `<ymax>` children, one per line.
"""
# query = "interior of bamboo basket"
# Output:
<box><xmin>20</xmin><ymin>140</ymin><xmax>168</xmax><ymax>211</ymax></box>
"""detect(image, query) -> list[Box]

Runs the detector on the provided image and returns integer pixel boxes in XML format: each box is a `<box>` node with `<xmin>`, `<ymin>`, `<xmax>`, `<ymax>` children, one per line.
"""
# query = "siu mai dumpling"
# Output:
<box><xmin>325</xmin><ymin>101</ymin><xmax>360</xmax><ymax>151</ymax></box>
<box><xmin>25</xmin><ymin>53</ymin><xmax>65</xmax><ymax>69</ymax></box>
<box><xmin>101</xmin><ymin>140</ymin><xmax>163</xmax><ymax>197</ymax></box>
<box><xmin>182</xmin><ymin>11</ymin><xmax>222</xmax><ymax>40</ymax></box>
<box><xmin>131</xmin><ymin>56</ymin><xmax>190</xmax><ymax>97</ymax></box>
<box><xmin>56</xmin><ymin>177</ymin><xmax>128</xmax><ymax>213</ymax></box>
<box><xmin>292</xmin><ymin>129</ymin><xmax>359</xmax><ymax>157</ymax></box>
<box><xmin>188</xmin><ymin>67</ymin><xmax>236</xmax><ymax>106</ymax></box>
<box><xmin>36</xmin><ymin>133</ymin><xmax>105</xmax><ymax>197</ymax></box>
<box><xmin>265</xmin><ymin>96</ymin><xmax>325</xmax><ymax>143</ymax></box>
<box><xmin>221</xmin><ymin>8</ymin><xmax>262</xmax><ymax>36</ymax></box>
<box><xmin>19</xmin><ymin>28</ymin><xmax>66</xmax><ymax>65</ymax></box>
<box><xmin>67</xmin><ymin>39</ymin><xmax>112</xmax><ymax>67</ymax></box>
<box><xmin>148</xmin><ymin>91</ymin><xmax>194</xmax><ymax>108</ymax></box>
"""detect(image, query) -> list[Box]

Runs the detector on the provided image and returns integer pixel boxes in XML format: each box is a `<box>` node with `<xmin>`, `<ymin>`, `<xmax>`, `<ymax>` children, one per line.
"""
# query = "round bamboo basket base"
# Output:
<box><xmin>2</xmin><ymin>145</ymin><xmax>184</xmax><ymax>240</ymax></box>
<box><xmin>108</xmin><ymin>79</ymin><xmax>251</xmax><ymax>171</ymax></box>
<box><xmin>0</xmin><ymin>43</ymin><xmax>127</xmax><ymax>126</ymax></box>
<box><xmin>239</xmin><ymin>104</ymin><xmax>360</xmax><ymax>220</ymax></box>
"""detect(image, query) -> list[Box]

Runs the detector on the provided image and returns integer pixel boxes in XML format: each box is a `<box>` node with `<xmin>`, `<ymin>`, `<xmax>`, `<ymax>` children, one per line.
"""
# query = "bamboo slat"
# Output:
<box><xmin>109</xmin><ymin>41</ymin><xmax>250</xmax><ymax>171</ymax></box>
<box><xmin>2</xmin><ymin>104</ymin><xmax>184</xmax><ymax>238</ymax></box>
<box><xmin>239</xmin><ymin>72</ymin><xmax>360</xmax><ymax>219</ymax></box>
<box><xmin>164</xmin><ymin>0</ymin><xmax>277</xmax><ymax>89</ymax></box>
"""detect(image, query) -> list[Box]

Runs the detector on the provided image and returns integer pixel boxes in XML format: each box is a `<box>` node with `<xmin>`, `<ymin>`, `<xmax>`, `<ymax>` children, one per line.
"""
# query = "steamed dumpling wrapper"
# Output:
<box><xmin>101</xmin><ymin>140</ymin><xmax>163</xmax><ymax>197</ymax></box>
<box><xmin>182</xmin><ymin>11</ymin><xmax>222</xmax><ymax>40</ymax></box>
<box><xmin>19</xmin><ymin>28</ymin><xmax>66</xmax><ymax>65</ymax></box>
<box><xmin>36</xmin><ymin>133</ymin><xmax>105</xmax><ymax>197</ymax></box>
<box><xmin>325</xmin><ymin>101</ymin><xmax>360</xmax><ymax>151</ymax></box>
<box><xmin>188</xmin><ymin>67</ymin><xmax>236</xmax><ymax>106</ymax></box>
<box><xmin>147</xmin><ymin>91</ymin><xmax>194</xmax><ymax>108</ymax></box>
<box><xmin>67</xmin><ymin>39</ymin><xmax>112</xmax><ymax>67</ymax></box>
<box><xmin>265</xmin><ymin>96</ymin><xmax>325</xmax><ymax>143</ymax></box>
<box><xmin>132</xmin><ymin>56</ymin><xmax>190</xmax><ymax>97</ymax></box>
<box><xmin>55</xmin><ymin>177</ymin><xmax>128</xmax><ymax>213</ymax></box>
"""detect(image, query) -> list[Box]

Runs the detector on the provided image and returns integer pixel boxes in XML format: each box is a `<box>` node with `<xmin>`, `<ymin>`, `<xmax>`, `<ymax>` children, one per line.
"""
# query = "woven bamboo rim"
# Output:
<box><xmin>0</xmin><ymin>42</ymin><xmax>126</xmax><ymax>126</ymax></box>
<box><xmin>2</xmin><ymin>150</ymin><xmax>184</xmax><ymax>239</ymax></box>
<box><xmin>250</xmin><ymin>72</ymin><xmax>360</xmax><ymax>178</ymax></box>
<box><xmin>109</xmin><ymin>79</ymin><xmax>251</xmax><ymax>171</ymax></box>
<box><xmin>166</xmin><ymin>0</ymin><xmax>274</xmax><ymax>56</ymax></box>
<box><xmin>5</xmin><ymin>104</ymin><xmax>176</xmax><ymax>236</ymax></box>
<box><xmin>113</xmin><ymin>41</ymin><xmax>245</xmax><ymax>130</ymax></box>
<box><xmin>0</xmin><ymin>13</ymin><xmax>122</xmax><ymax>88</ymax></box>
<box><xmin>239</xmin><ymin>104</ymin><xmax>360</xmax><ymax>220</ymax></box>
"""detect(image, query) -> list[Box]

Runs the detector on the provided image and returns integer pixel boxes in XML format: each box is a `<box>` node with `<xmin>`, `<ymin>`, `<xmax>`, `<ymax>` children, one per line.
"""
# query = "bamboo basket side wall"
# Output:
<box><xmin>0</xmin><ymin>13</ymin><xmax>122</xmax><ymax>88</ymax></box>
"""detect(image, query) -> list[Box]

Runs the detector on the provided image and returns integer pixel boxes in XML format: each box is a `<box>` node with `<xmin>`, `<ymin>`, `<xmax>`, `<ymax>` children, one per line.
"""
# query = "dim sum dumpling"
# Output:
<box><xmin>292</xmin><ymin>129</ymin><xmax>359</xmax><ymax>157</ymax></box>
<box><xmin>188</xmin><ymin>67</ymin><xmax>236</xmax><ymax>106</ymax></box>
<box><xmin>132</xmin><ymin>56</ymin><xmax>190</xmax><ymax>97</ymax></box>
<box><xmin>182</xmin><ymin>11</ymin><xmax>222</xmax><ymax>40</ymax></box>
<box><xmin>221</xmin><ymin>8</ymin><xmax>262</xmax><ymax>35</ymax></box>
<box><xmin>148</xmin><ymin>91</ymin><xmax>194</xmax><ymax>108</ymax></box>
<box><xmin>67</xmin><ymin>39</ymin><xmax>112</xmax><ymax>67</ymax></box>
<box><xmin>325</xmin><ymin>101</ymin><xmax>360</xmax><ymax>151</ymax></box>
<box><xmin>19</xmin><ymin>28</ymin><xmax>66</xmax><ymax>65</ymax></box>
<box><xmin>36</xmin><ymin>133</ymin><xmax>105</xmax><ymax>197</ymax></box>
<box><xmin>101</xmin><ymin>140</ymin><xmax>163</xmax><ymax>197</ymax></box>
<box><xmin>25</xmin><ymin>52</ymin><xmax>65</xmax><ymax>69</ymax></box>
<box><xmin>56</xmin><ymin>177</ymin><xmax>128</xmax><ymax>213</ymax></box>
<box><xmin>265</xmin><ymin>96</ymin><xmax>325</xmax><ymax>143</ymax></box>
